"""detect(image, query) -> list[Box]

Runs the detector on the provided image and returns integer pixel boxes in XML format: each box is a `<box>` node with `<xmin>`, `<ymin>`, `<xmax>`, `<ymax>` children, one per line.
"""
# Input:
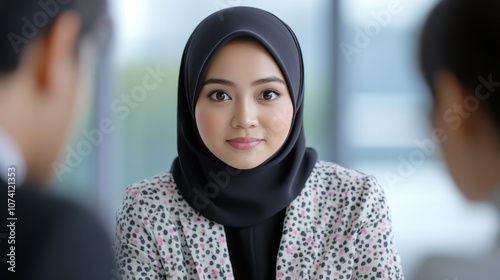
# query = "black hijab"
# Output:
<box><xmin>171</xmin><ymin>6</ymin><xmax>318</xmax><ymax>227</ymax></box>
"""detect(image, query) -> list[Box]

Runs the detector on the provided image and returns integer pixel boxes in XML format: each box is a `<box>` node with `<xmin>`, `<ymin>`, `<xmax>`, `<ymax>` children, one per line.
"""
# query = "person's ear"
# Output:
<box><xmin>36</xmin><ymin>11</ymin><xmax>82</xmax><ymax>92</ymax></box>
<box><xmin>432</xmin><ymin>70</ymin><xmax>474</xmax><ymax>137</ymax></box>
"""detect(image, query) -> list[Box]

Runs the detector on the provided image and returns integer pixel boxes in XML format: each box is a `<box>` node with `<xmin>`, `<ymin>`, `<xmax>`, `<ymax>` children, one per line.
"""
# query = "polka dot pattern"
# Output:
<box><xmin>115</xmin><ymin>161</ymin><xmax>404</xmax><ymax>279</ymax></box>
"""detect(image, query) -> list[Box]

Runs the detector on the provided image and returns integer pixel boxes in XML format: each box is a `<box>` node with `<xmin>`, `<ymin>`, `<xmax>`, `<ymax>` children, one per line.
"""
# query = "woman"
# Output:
<box><xmin>413</xmin><ymin>0</ymin><xmax>500</xmax><ymax>279</ymax></box>
<box><xmin>116</xmin><ymin>7</ymin><xmax>403</xmax><ymax>279</ymax></box>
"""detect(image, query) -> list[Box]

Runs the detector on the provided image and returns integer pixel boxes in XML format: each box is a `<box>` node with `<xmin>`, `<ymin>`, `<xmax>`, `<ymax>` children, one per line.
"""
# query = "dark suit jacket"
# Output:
<box><xmin>0</xmin><ymin>179</ymin><xmax>117</xmax><ymax>280</ymax></box>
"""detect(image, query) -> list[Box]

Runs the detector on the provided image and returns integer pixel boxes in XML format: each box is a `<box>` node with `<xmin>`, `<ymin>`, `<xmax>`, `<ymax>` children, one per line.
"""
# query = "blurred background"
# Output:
<box><xmin>52</xmin><ymin>0</ymin><xmax>499</xmax><ymax>278</ymax></box>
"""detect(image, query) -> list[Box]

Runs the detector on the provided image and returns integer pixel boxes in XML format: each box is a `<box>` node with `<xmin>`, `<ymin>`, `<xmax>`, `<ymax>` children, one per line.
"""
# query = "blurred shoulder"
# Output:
<box><xmin>14</xmin><ymin>186</ymin><xmax>108</xmax><ymax>230</ymax></box>
<box><xmin>0</xmin><ymin>186</ymin><xmax>116</xmax><ymax>279</ymax></box>
<box><xmin>411</xmin><ymin>249</ymin><xmax>500</xmax><ymax>280</ymax></box>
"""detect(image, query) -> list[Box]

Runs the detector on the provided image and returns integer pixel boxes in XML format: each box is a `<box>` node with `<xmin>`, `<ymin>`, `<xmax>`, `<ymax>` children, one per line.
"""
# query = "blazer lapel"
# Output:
<box><xmin>277</xmin><ymin>183</ymin><xmax>319</xmax><ymax>279</ymax></box>
<box><xmin>180</xmin><ymin>207</ymin><xmax>234</xmax><ymax>279</ymax></box>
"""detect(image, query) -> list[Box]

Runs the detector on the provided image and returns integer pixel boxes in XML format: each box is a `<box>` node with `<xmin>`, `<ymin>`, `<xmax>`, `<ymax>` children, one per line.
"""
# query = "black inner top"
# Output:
<box><xmin>224</xmin><ymin>208</ymin><xmax>287</xmax><ymax>279</ymax></box>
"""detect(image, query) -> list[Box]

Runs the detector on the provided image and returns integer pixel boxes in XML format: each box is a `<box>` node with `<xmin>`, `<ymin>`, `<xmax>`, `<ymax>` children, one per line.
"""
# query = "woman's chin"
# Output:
<box><xmin>221</xmin><ymin>156</ymin><xmax>265</xmax><ymax>170</ymax></box>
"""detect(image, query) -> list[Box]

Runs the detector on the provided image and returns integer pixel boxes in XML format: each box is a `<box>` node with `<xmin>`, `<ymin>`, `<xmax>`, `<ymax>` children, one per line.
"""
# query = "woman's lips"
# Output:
<box><xmin>226</xmin><ymin>137</ymin><xmax>263</xmax><ymax>150</ymax></box>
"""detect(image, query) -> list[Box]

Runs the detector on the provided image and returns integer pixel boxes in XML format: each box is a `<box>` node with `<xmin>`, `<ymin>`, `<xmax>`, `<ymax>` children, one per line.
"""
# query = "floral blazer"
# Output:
<box><xmin>115</xmin><ymin>161</ymin><xmax>404</xmax><ymax>279</ymax></box>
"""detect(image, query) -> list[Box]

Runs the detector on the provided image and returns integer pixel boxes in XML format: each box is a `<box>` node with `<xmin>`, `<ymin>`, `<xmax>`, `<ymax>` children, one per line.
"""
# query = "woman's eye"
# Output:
<box><xmin>209</xmin><ymin>91</ymin><xmax>231</xmax><ymax>101</ymax></box>
<box><xmin>258</xmin><ymin>90</ymin><xmax>280</xmax><ymax>101</ymax></box>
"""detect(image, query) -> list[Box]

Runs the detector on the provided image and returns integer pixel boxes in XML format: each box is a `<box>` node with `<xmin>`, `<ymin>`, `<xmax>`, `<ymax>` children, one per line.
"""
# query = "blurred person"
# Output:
<box><xmin>0</xmin><ymin>0</ymin><xmax>116</xmax><ymax>279</ymax></box>
<box><xmin>115</xmin><ymin>7</ymin><xmax>403</xmax><ymax>280</ymax></box>
<box><xmin>413</xmin><ymin>0</ymin><xmax>500</xmax><ymax>279</ymax></box>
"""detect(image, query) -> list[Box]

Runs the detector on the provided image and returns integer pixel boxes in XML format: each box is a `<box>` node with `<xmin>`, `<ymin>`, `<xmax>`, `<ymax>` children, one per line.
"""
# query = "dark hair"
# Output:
<box><xmin>419</xmin><ymin>0</ymin><xmax>500</xmax><ymax>127</ymax></box>
<box><xmin>0</xmin><ymin>0</ymin><xmax>108</xmax><ymax>74</ymax></box>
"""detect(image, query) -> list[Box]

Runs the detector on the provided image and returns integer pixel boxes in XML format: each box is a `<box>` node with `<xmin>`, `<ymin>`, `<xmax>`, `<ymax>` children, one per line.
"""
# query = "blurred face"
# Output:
<box><xmin>41</xmin><ymin>39</ymin><xmax>96</xmax><ymax>185</ymax></box>
<box><xmin>0</xmin><ymin>12</ymin><xmax>97</xmax><ymax>186</ymax></box>
<box><xmin>195</xmin><ymin>40</ymin><xmax>294</xmax><ymax>169</ymax></box>
<box><xmin>431</xmin><ymin>71</ymin><xmax>479</xmax><ymax>199</ymax></box>
<box><xmin>20</xmin><ymin>13</ymin><xmax>97</xmax><ymax>186</ymax></box>
<box><xmin>431</xmin><ymin>71</ymin><xmax>500</xmax><ymax>201</ymax></box>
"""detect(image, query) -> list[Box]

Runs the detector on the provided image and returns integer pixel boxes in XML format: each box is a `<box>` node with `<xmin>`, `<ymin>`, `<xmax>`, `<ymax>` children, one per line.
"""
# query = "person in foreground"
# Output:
<box><xmin>412</xmin><ymin>0</ymin><xmax>500</xmax><ymax>279</ymax></box>
<box><xmin>0</xmin><ymin>0</ymin><xmax>116</xmax><ymax>279</ymax></box>
<box><xmin>116</xmin><ymin>6</ymin><xmax>403</xmax><ymax>280</ymax></box>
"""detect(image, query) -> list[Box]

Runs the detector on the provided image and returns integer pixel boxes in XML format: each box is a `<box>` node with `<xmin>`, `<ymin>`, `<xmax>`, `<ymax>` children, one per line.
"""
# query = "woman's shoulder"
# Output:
<box><xmin>310</xmin><ymin>160</ymin><xmax>384</xmax><ymax>197</ymax></box>
<box><xmin>124</xmin><ymin>170</ymin><xmax>175</xmax><ymax>194</ymax></box>
<box><xmin>307</xmin><ymin>160</ymin><xmax>391</xmax><ymax>225</ymax></box>
<box><xmin>119</xmin><ymin>171</ymin><xmax>185</xmax><ymax>212</ymax></box>
<box><xmin>311</xmin><ymin>160</ymin><xmax>370</xmax><ymax>182</ymax></box>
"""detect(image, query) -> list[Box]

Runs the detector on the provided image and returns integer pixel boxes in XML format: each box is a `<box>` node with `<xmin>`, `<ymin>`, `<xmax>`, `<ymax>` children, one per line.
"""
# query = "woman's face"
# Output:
<box><xmin>195</xmin><ymin>40</ymin><xmax>294</xmax><ymax>170</ymax></box>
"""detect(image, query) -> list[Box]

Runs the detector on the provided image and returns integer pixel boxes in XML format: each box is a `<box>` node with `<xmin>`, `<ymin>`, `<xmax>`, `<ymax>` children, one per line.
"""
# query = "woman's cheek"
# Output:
<box><xmin>196</xmin><ymin>107</ymin><xmax>226</xmax><ymax>141</ymax></box>
<box><xmin>268</xmin><ymin>104</ymin><xmax>294</xmax><ymax>135</ymax></box>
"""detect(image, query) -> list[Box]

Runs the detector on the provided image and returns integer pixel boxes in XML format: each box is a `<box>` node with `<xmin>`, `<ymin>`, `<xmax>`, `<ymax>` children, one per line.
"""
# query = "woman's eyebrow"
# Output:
<box><xmin>251</xmin><ymin>76</ymin><xmax>286</xmax><ymax>86</ymax></box>
<box><xmin>201</xmin><ymin>76</ymin><xmax>286</xmax><ymax>87</ymax></box>
<box><xmin>202</xmin><ymin>78</ymin><xmax>235</xmax><ymax>87</ymax></box>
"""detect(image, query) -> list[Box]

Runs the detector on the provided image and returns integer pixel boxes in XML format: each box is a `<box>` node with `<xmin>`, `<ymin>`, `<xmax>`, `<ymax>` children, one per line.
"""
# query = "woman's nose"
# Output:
<box><xmin>231</xmin><ymin>98</ymin><xmax>258</xmax><ymax>129</ymax></box>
